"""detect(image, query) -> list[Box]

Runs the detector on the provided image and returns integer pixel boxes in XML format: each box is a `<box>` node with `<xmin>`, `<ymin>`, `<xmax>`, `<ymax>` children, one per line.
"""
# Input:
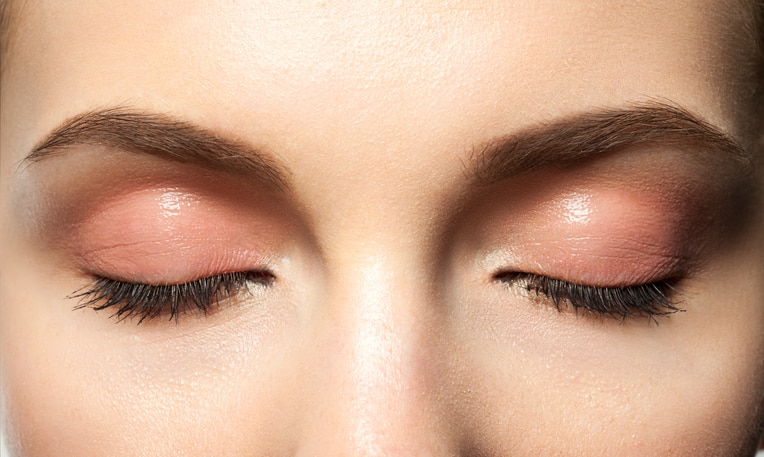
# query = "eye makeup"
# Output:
<box><xmin>482</xmin><ymin>187</ymin><xmax>690</xmax><ymax>322</ymax></box>
<box><xmin>61</xmin><ymin>182</ymin><xmax>282</xmax><ymax>323</ymax></box>
<box><xmin>65</xmin><ymin>185</ymin><xmax>280</xmax><ymax>284</ymax></box>
<box><xmin>458</xmin><ymin>147</ymin><xmax>752</xmax><ymax>321</ymax></box>
<box><xmin>493</xmin><ymin>185</ymin><xmax>700</xmax><ymax>286</ymax></box>
<box><xmin>18</xmin><ymin>149</ymin><xmax>306</xmax><ymax>323</ymax></box>
<box><xmin>71</xmin><ymin>271</ymin><xmax>275</xmax><ymax>323</ymax></box>
<box><xmin>494</xmin><ymin>272</ymin><xmax>681</xmax><ymax>321</ymax></box>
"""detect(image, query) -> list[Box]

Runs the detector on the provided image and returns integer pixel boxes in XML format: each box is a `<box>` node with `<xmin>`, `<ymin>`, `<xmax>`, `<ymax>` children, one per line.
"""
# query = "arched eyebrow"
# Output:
<box><xmin>24</xmin><ymin>103</ymin><xmax>750</xmax><ymax>190</ymax></box>
<box><xmin>468</xmin><ymin>102</ymin><xmax>752</xmax><ymax>184</ymax></box>
<box><xmin>23</xmin><ymin>107</ymin><xmax>290</xmax><ymax>191</ymax></box>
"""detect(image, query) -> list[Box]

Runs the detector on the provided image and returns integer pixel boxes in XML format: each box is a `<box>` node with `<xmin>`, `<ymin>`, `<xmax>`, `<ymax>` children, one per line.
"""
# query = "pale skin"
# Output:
<box><xmin>1</xmin><ymin>1</ymin><xmax>764</xmax><ymax>456</ymax></box>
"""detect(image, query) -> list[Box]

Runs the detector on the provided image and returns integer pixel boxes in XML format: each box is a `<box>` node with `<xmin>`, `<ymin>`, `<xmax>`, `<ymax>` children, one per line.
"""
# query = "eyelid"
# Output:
<box><xmin>58</xmin><ymin>183</ymin><xmax>291</xmax><ymax>285</ymax></box>
<box><xmin>22</xmin><ymin>156</ymin><xmax>300</xmax><ymax>261</ymax></box>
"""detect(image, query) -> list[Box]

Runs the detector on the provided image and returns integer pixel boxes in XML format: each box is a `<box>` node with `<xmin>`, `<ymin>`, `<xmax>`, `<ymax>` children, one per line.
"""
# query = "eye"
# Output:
<box><xmin>494</xmin><ymin>272</ymin><xmax>684</xmax><ymax>322</ymax></box>
<box><xmin>70</xmin><ymin>271</ymin><xmax>275</xmax><ymax>324</ymax></box>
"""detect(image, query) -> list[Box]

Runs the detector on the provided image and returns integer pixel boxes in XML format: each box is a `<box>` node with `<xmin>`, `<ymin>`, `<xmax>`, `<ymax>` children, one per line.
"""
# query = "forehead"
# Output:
<box><xmin>0</xmin><ymin>0</ymin><xmax>751</xmax><ymax>176</ymax></box>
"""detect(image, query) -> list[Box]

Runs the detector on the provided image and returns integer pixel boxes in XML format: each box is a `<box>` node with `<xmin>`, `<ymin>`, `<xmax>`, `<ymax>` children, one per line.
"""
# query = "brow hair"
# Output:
<box><xmin>470</xmin><ymin>102</ymin><xmax>751</xmax><ymax>185</ymax></box>
<box><xmin>24</xmin><ymin>107</ymin><xmax>290</xmax><ymax>190</ymax></box>
<box><xmin>25</xmin><ymin>103</ymin><xmax>748</xmax><ymax>193</ymax></box>
<box><xmin>2</xmin><ymin>2</ymin><xmax>764</xmax><ymax>160</ymax></box>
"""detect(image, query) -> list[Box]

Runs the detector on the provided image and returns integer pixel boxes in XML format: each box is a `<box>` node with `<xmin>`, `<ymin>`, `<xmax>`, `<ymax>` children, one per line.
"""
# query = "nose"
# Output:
<box><xmin>295</xmin><ymin>256</ymin><xmax>455</xmax><ymax>456</ymax></box>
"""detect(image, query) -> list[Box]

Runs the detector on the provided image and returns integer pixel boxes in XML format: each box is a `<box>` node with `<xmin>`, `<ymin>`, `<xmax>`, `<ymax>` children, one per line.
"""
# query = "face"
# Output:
<box><xmin>1</xmin><ymin>1</ymin><xmax>763</xmax><ymax>455</ymax></box>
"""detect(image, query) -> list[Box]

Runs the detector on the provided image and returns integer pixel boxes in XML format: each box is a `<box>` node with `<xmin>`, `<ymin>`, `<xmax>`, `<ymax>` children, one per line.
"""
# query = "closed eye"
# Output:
<box><xmin>70</xmin><ymin>271</ymin><xmax>275</xmax><ymax>324</ymax></box>
<box><xmin>494</xmin><ymin>272</ymin><xmax>684</xmax><ymax>322</ymax></box>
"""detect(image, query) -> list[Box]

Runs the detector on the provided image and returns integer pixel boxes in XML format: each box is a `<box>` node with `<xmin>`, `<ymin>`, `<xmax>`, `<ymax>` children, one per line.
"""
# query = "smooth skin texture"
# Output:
<box><xmin>1</xmin><ymin>1</ymin><xmax>764</xmax><ymax>456</ymax></box>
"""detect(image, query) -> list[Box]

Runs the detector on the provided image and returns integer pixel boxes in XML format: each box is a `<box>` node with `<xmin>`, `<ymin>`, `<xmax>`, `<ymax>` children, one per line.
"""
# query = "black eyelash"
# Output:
<box><xmin>70</xmin><ymin>271</ymin><xmax>274</xmax><ymax>324</ymax></box>
<box><xmin>495</xmin><ymin>272</ymin><xmax>684</xmax><ymax>322</ymax></box>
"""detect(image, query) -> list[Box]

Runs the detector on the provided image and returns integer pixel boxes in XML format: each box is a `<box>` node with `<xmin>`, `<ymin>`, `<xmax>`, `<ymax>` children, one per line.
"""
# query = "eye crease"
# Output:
<box><xmin>70</xmin><ymin>271</ymin><xmax>275</xmax><ymax>324</ymax></box>
<box><xmin>494</xmin><ymin>271</ymin><xmax>683</xmax><ymax>322</ymax></box>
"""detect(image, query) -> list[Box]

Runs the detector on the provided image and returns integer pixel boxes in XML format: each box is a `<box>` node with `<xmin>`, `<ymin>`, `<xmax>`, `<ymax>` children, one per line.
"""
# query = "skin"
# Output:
<box><xmin>1</xmin><ymin>1</ymin><xmax>763</xmax><ymax>456</ymax></box>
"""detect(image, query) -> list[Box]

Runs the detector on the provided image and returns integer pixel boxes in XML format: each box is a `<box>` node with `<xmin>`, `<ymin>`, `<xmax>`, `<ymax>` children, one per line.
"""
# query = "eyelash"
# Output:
<box><xmin>71</xmin><ymin>270</ymin><xmax>680</xmax><ymax>325</ymax></box>
<box><xmin>494</xmin><ymin>272</ymin><xmax>684</xmax><ymax>322</ymax></box>
<box><xmin>70</xmin><ymin>271</ymin><xmax>274</xmax><ymax>324</ymax></box>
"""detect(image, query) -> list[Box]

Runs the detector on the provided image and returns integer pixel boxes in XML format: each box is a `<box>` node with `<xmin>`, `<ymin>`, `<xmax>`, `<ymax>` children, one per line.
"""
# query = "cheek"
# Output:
<box><xmin>446</xmin><ymin>237</ymin><xmax>764</xmax><ymax>455</ymax></box>
<box><xmin>0</xmin><ymin>266</ymin><xmax>299</xmax><ymax>456</ymax></box>
<box><xmin>449</xmin><ymin>304</ymin><xmax>764</xmax><ymax>455</ymax></box>
<box><xmin>0</xmin><ymin>211</ymin><xmax>305</xmax><ymax>456</ymax></box>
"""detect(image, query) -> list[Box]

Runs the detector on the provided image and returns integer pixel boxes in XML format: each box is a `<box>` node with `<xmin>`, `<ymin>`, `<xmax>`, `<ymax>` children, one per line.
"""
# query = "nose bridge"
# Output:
<box><xmin>347</xmin><ymin>259</ymin><xmax>407</xmax><ymax>453</ymax></box>
<box><xmin>298</xmin><ymin>253</ymin><xmax>449</xmax><ymax>456</ymax></box>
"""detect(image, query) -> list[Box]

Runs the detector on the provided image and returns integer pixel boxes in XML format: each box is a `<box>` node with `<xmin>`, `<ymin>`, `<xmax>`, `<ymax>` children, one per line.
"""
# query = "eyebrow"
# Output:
<box><xmin>469</xmin><ymin>102</ymin><xmax>752</xmax><ymax>184</ymax></box>
<box><xmin>25</xmin><ymin>103</ymin><xmax>750</xmax><ymax>191</ymax></box>
<box><xmin>24</xmin><ymin>108</ymin><xmax>290</xmax><ymax>190</ymax></box>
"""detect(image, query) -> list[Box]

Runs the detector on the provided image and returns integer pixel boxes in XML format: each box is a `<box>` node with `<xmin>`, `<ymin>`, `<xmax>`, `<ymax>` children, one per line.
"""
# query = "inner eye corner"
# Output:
<box><xmin>491</xmin><ymin>270</ymin><xmax>522</xmax><ymax>283</ymax></box>
<box><xmin>248</xmin><ymin>269</ymin><xmax>278</xmax><ymax>285</ymax></box>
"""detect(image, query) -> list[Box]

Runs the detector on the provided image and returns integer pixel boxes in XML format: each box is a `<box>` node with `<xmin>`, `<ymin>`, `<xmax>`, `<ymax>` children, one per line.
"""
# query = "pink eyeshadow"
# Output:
<box><xmin>67</xmin><ymin>187</ymin><xmax>286</xmax><ymax>283</ymax></box>
<box><xmin>532</xmin><ymin>189</ymin><xmax>693</xmax><ymax>283</ymax></box>
<box><xmin>475</xmin><ymin>178</ymin><xmax>711</xmax><ymax>286</ymax></box>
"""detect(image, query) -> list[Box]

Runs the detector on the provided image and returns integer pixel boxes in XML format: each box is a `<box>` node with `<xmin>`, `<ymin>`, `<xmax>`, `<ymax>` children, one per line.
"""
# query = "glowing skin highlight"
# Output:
<box><xmin>560</xmin><ymin>192</ymin><xmax>593</xmax><ymax>225</ymax></box>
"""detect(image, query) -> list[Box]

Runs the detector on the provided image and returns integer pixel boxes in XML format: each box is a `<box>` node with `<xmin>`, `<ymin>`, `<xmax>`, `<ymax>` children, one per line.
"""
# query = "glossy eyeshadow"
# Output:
<box><xmin>468</xmin><ymin>158</ymin><xmax>732</xmax><ymax>287</ymax></box>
